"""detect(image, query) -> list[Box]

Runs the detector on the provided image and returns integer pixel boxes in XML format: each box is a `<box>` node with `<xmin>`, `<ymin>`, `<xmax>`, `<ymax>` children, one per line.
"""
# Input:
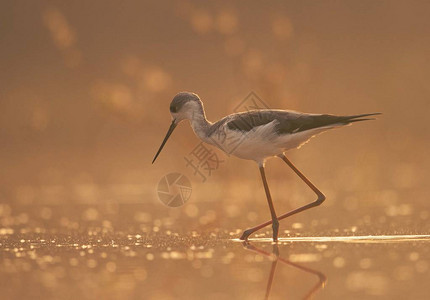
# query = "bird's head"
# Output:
<box><xmin>152</xmin><ymin>92</ymin><xmax>203</xmax><ymax>163</ymax></box>
<box><xmin>169</xmin><ymin>92</ymin><xmax>203</xmax><ymax>122</ymax></box>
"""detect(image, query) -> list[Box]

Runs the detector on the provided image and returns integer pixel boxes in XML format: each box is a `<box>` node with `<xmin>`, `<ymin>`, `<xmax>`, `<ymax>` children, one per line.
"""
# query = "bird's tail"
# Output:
<box><xmin>342</xmin><ymin>112</ymin><xmax>382</xmax><ymax>124</ymax></box>
<box><xmin>298</xmin><ymin>112</ymin><xmax>382</xmax><ymax>133</ymax></box>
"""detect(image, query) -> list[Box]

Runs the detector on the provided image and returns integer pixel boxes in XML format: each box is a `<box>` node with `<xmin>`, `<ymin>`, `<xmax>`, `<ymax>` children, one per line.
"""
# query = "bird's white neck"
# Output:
<box><xmin>189</xmin><ymin>110</ymin><xmax>212</xmax><ymax>141</ymax></box>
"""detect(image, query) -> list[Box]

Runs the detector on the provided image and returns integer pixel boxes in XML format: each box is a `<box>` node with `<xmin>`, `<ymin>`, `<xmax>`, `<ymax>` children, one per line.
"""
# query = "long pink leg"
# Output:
<box><xmin>240</xmin><ymin>154</ymin><xmax>326</xmax><ymax>240</ymax></box>
<box><xmin>259</xmin><ymin>165</ymin><xmax>279</xmax><ymax>242</ymax></box>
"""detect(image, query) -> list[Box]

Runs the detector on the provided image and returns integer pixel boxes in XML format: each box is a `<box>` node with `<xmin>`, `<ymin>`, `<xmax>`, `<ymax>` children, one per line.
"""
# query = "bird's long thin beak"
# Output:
<box><xmin>152</xmin><ymin>119</ymin><xmax>177</xmax><ymax>164</ymax></box>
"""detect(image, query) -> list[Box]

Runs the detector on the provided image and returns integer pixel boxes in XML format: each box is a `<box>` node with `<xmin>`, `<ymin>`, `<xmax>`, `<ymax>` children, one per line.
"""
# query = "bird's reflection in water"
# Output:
<box><xmin>242</xmin><ymin>242</ymin><xmax>327</xmax><ymax>300</ymax></box>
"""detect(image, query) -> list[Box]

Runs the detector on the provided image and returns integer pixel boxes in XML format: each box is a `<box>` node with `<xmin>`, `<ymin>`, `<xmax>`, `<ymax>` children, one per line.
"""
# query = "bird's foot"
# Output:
<box><xmin>272</xmin><ymin>219</ymin><xmax>279</xmax><ymax>243</ymax></box>
<box><xmin>239</xmin><ymin>229</ymin><xmax>253</xmax><ymax>241</ymax></box>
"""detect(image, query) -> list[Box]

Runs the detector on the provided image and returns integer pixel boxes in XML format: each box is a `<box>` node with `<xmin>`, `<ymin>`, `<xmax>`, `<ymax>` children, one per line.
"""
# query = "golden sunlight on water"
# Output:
<box><xmin>1</xmin><ymin>1</ymin><xmax>430</xmax><ymax>299</ymax></box>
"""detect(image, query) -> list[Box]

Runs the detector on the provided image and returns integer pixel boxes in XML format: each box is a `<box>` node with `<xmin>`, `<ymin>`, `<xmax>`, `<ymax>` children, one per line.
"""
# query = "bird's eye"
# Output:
<box><xmin>170</xmin><ymin>105</ymin><xmax>177</xmax><ymax>113</ymax></box>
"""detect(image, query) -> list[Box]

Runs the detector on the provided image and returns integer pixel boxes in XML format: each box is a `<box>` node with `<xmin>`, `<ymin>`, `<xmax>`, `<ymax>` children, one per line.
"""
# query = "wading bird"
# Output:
<box><xmin>152</xmin><ymin>92</ymin><xmax>380</xmax><ymax>241</ymax></box>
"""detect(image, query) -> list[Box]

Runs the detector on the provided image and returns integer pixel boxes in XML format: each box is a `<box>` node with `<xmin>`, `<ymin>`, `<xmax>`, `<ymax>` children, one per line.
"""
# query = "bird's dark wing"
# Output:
<box><xmin>225</xmin><ymin>110</ymin><xmax>381</xmax><ymax>135</ymax></box>
<box><xmin>225</xmin><ymin>110</ymin><xmax>285</xmax><ymax>132</ymax></box>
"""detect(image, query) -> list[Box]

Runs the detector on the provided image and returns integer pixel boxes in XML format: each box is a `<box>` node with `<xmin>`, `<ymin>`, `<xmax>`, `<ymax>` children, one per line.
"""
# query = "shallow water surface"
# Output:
<box><xmin>1</xmin><ymin>202</ymin><xmax>429</xmax><ymax>300</ymax></box>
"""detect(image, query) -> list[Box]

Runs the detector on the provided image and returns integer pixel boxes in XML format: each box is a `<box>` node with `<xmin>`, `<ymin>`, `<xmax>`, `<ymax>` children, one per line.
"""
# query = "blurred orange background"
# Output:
<box><xmin>1</xmin><ymin>0</ymin><xmax>429</xmax><ymax>214</ymax></box>
<box><xmin>1</xmin><ymin>2</ymin><xmax>430</xmax><ymax>299</ymax></box>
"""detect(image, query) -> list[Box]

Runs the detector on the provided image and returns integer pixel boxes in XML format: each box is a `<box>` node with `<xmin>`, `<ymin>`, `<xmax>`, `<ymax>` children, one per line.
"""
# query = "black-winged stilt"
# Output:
<box><xmin>152</xmin><ymin>92</ymin><xmax>380</xmax><ymax>241</ymax></box>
